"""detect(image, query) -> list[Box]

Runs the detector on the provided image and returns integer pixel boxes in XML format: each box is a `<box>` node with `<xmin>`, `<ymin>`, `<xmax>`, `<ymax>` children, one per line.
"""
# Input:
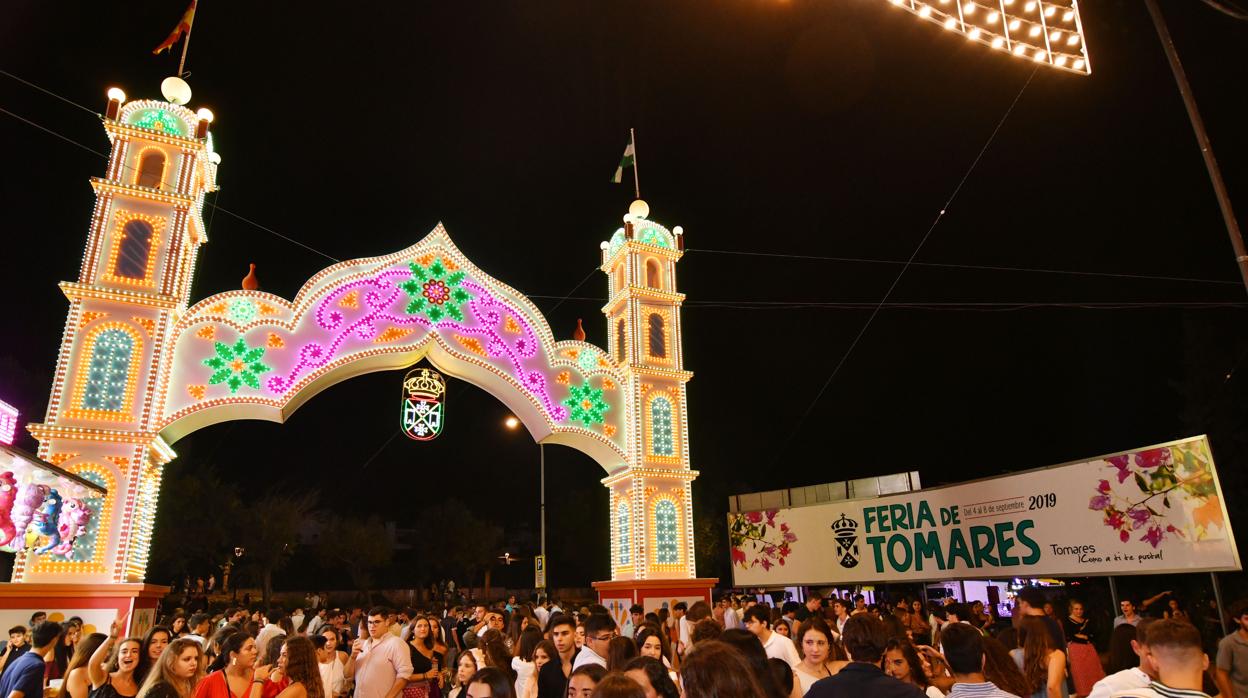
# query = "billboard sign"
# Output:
<box><xmin>729</xmin><ymin>436</ymin><xmax>1239</xmax><ymax>586</ymax></box>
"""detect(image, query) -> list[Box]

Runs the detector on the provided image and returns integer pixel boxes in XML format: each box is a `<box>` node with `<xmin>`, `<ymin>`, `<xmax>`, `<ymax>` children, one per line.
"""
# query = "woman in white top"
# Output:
<box><xmin>445</xmin><ymin>652</ymin><xmax>478</xmax><ymax>698</ymax></box>
<box><xmin>510</xmin><ymin>629</ymin><xmax>542</xmax><ymax>698</ymax></box>
<box><xmin>792</xmin><ymin>618</ymin><xmax>847</xmax><ymax>695</ymax></box>
<box><xmin>518</xmin><ymin>640</ymin><xmax>554</xmax><ymax>698</ymax></box>
<box><xmin>312</xmin><ymin>636</ymin><xmax>344</xmax><ymax>698</ymax></box>
<box><xmin>883</xmin><ymin>638</ymin><xmax>945</xmax><ymax>698</ymax></box>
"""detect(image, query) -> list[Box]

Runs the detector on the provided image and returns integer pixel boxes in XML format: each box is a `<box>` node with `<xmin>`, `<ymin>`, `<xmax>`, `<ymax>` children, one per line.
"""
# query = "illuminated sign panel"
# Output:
<box><xmin>0</xmin><ymin>401</ymin><xmax>17</xmax><ymax>446</ymax></box>
<box><xmin>886</xmin><ymin>0</ymin><xmax>1090</xmax><ymax>75</ymax></box>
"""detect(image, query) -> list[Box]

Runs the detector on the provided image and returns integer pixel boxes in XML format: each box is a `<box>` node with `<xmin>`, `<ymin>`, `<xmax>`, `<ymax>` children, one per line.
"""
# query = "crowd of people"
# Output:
<box><xmin>0</xmin><ymin>586</ymin><xmax>1245</xmax><ymax>698</ymax></box>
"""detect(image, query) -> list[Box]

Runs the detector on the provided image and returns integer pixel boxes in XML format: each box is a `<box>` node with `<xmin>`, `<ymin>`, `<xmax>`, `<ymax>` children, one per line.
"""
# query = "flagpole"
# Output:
<box><xmin>177</xmin><ymin>4</ymin><xmax>195</xmax><ymax>77</ymax></box>
<box><xmin>630</xmin><ymin>127</ymin><xmax>641</xmax><ymax>200</ymax></box>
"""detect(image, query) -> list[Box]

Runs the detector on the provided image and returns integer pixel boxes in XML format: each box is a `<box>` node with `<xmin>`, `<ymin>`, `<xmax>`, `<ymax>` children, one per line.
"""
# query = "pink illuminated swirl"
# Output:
<box><xmin>269</xmin><ymin>266</ymin><xmax>569</xmax><ymax>421</ymax></box>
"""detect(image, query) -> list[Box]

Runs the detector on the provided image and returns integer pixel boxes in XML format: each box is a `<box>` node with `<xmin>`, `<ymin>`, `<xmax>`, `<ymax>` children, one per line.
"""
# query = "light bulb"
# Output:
<box><xmin>944</xmin><ymin>17</ymin><xmax>957</xmax><ymax>29</ymax></box>
<box><xmin>963</xmin><ymin>1</ymin><xmax>976</xmax><ymax>14</ymax></box>
<box><xmin>107</xmin><ymin>87</ymin><xmax>127</xmax><ymax>102</ymax></box>
<box><xmin>968</xmin><ymin>27</ymin><xmax>982</xmax><ymax>40</ymax></box>
<box><xmin>196</xmin><ymin>108</ymin><xmax>214</xmax><ymax>123</ymax></box>
<box><xmin>991</xmin><ymin>36</ymin><xmax>1005</xmax><ymax>48</ymax></box>
<box><xmin>918</xmin><ymin>4</ymin><xmax>932</xmax><ymax>17</ymax></box>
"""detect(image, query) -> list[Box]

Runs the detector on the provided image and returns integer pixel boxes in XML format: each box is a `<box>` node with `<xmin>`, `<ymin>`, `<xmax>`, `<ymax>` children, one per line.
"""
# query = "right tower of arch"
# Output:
<box><xmin>599</xmin><ymin>204</ymin><xmax>698</xmax><ymax>581</ymax></box>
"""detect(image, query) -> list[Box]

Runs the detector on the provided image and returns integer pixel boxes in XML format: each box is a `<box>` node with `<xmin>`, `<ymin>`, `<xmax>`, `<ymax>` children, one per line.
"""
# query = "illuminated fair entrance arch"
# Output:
<box><xmin>8</xmin><ymin>84</ymin><xmax>712</xmax><ymax>622</ymax></box>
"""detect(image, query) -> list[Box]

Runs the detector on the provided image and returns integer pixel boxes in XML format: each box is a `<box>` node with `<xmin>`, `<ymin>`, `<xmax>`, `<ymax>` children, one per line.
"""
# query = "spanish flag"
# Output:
<box><xmin>152</xmin><ymin>0</ymin><xmax>196</xmax><ymax>55</ymax></box>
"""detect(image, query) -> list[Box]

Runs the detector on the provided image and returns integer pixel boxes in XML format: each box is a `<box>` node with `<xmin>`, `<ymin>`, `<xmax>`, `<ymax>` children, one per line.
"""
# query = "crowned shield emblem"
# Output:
<box><xmin>831</xmin><ymin>513</ymin><xmax>860</xmax><ymax>568</ymax></box>
<box><xmin>401</xmin><ymin>368</ymin><xmax>446</xmax><ymax>441</ymax></box>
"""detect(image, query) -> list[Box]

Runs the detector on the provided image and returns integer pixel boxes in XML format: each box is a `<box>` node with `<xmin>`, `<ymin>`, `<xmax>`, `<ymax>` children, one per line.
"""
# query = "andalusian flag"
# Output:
<box><xmin>611</xmin><ymin>134</ymin><xmax>635</xmax><ymax>184</ymax></box>
<box><xmin>153</xmin><ymin>0</ymin><xmax>197</xmax><ymax>55</ymax></box>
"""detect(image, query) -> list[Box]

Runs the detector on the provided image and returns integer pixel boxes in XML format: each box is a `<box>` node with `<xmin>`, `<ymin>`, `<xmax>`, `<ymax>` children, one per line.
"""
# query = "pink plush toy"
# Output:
<box><xmin>50</xmin><ymin>499</ymin><xmax>93</xmax><ymax>557</ymax></box>
<box><xmin>0</xmin><ymin>472</ymin><xmax>16</xmax><ymax>546</ymax></box>
<box><xmin>8</xmin><ymin>483</ymin><xmax>50</xmax><ymax>549</ymax></box>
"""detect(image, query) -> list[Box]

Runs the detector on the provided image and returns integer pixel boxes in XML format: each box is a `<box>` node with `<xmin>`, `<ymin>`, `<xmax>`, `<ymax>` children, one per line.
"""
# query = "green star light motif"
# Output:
<box><xmin>397</xmin><ymin>257</ymin><xmax>473</xmax><ymax>322</ymax></box>
<box><xmin>563</xmin><ymin>382</ymin><xmax>609</xmax><ymax>427</ymax></box>
<box><xmin>203</xmin><ymin>337</ymin><xmax>271</xmax><ymax>393</ymax></box>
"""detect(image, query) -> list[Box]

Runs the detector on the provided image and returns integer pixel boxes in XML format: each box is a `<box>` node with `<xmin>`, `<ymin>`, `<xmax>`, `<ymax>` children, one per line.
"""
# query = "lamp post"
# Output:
<box><xmin>505</xmin><ymin>416</ymin><xmax>546</xmax><ymax>594</ymax></box>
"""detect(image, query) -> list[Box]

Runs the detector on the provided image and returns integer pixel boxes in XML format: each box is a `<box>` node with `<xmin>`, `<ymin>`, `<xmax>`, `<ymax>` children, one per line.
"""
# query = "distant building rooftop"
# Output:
<box><xmin>727</xmin><ymin>471</ymin><xmax>921</xmax><ymax>513</ymax></box>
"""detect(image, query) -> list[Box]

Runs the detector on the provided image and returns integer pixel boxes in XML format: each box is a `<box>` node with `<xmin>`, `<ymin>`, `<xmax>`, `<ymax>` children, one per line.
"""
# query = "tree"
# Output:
<box><xmin>316</xmin><ymin>514</ymin><xmax>392</xmax><ymax>598</ymax></box>
<box><xmin>149</xmin><ymin>465</ymin><xmax>243</xmax><ymax>584</ymax></box>
<box><xmin>239</xmin><ymin>491</ymin><xmax>317</xmax><ymax>607</ymax></box>
<box><xmin>413</xmin><ymin>499</ymin><xmax>502</xmax><ymax>593</ymax></box>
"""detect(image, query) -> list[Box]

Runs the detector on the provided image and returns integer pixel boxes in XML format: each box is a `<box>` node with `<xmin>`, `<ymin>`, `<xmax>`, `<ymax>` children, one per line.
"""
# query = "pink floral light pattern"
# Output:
<box><xmin>268</xmin><ymin>265</ymin><xmax>569</xmax><ymax>421</ymax></box>
<box><xmin>729</xmin><ymin>509</ymin><xmax>797</xmax><ymax>571</ymax></box>
<box><xmin>1089</xmin><ymin>446</ymin><xmax>1215</xmax><ymax>548</ymax></box>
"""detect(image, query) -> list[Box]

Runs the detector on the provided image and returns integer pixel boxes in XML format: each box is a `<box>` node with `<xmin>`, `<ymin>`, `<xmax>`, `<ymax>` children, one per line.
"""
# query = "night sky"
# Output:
<box><xmin>2</xmin><ymin>1</ymin><xmax>1246</xmax><ymax>591</ymax></box>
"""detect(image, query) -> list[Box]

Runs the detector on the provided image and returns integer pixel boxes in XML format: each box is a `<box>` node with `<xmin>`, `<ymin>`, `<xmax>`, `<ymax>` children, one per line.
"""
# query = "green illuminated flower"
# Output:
<box><xmin>203</xmin><ymin>337</ymin><xmax>271</xmax><ymax>393</ymax></box>
<box><xmin>563</xmin><ymin>382</ymin><xmax>609</xmax><ymax>427</ymax></box>
<box><xmin>398</xmin><ymin>257</ymin><xmax>473</xmax><ymax>322</ymax></box>
<box><xmin>132</xmin><ymin>109</ymin><xmax>185</xmax><ymax>135</ymax></box>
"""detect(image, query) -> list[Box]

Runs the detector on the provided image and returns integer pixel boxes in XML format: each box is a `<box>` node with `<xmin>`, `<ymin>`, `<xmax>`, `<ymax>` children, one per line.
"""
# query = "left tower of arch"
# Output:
<box><xmin>8</xmin><ymin>84</ymin><xmax>218</xmax><ymax>619</ymax></box>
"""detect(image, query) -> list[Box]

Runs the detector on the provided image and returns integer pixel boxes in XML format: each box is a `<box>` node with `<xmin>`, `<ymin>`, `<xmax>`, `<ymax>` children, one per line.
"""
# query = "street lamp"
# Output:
<box><xmin>503</xmin><ymin>415</ymin><xmax>545</xmax><ymax>595</ymax></box>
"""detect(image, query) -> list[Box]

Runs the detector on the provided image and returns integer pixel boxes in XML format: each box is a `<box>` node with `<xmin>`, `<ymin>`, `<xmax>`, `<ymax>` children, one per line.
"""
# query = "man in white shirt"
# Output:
<box><xmin>673</xmin><ymin>602</ymin><xmax>690</xmax><ymax>656</ymax></box>
<box><xmin>572</xmin><ymin>614</ymin><xmax>615</xmax><ymax>670</ymax></box>
<box><xmin>1089</xmin><ymin>617</ymin><xmax>1157</xmax><ymax>698</ymax></box>
<box><xmin>256</xmin><ymin>610</ymin><xmax>288</xmax><ymax>657</ymax></box>
<box><xmin>345</xmin><ymin>607</ymin><xmax>412</xmax><ymax>698</ymax></box>
<box><xmin>745</xmin><ymin>605</ymin><xmax>801</xmax><ymax>666</ymax></box>
<box><xmin>621</xmin><ymin>605</ymin><xmax>644</xmax><ymax>639</ymax></box>
<box><xmin>721</xmin><ymin>598</ymin><xmax>741</xmax><ymax>630</ymax></box>
<box><xmin>306</xmin><ymin>609</ymin><xmax>328</xmax><ymax>637</ymax></box>
<box><xmin>534</xmin><ymin>600</ymin><xmax>551</xmax><ymax>629</ymax></box>
<box><xmin>184</xmin><ymin>613</ymin><xmax>213</xmax><ymax>648</ymax></box>
<box><xmin>1112</xmin><ymin>619</ymin><xmax>1214</xmax><ymax>698</ymax></box>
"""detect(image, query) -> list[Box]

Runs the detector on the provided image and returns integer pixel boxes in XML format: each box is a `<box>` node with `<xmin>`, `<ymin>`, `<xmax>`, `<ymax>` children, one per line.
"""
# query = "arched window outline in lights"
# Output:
<box><xmin>68</xmin><ymin>322</ymin><xmax>142</xmax><ymax>421</ymax></box>
<box><xmin>646</xmin><ymin>311</ymin><xmax>668</xmax><ymax>361</ymax></box>
<box><xmin>134</xmin><ymin>147</ymin><xmax>168</xmax><ymax>189</ymax></box>
<box><xmin>29</xmin><ymin>462</ymin><xmax>114</xmax><ymax>576</ymax></box>
<box><xmin>617</xmin><ymin>499</ymin><xmax>631</xmax><ymax>567</ymax></box>
<box><xmin>647</xmin><ymin>393</ymin><xmax>676</xmax><ymax>459</ymax></box>
<box><xmin>653</xmin><ymin>498</ymin><xmax>680</xmax><ymax>566</ymax></box>
<box><xmin>616</xmin><ymin>319</ymin><xmax>626</xmax><ymax>364</ymax></box>
<box><xmin>645</xmin><ymin>258</ymin><xmax>662</xmax><ymax>290</ymax></box>
<box><xmin>102</xmin><ymin>210</ymin><xmax>166</xmax><ymax>288</ymax></box>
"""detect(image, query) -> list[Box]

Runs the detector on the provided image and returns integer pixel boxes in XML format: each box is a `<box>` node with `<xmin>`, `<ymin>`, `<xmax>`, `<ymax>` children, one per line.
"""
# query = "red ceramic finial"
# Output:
<box><xmin>573</xmin><ymin>318</ymin><xmax>586</xmax><ymax>342</ymax></box>
<box><xmin>242</xmin><ymin>263</ymin><xmax>260</xmax><ymax>291</ymax></box>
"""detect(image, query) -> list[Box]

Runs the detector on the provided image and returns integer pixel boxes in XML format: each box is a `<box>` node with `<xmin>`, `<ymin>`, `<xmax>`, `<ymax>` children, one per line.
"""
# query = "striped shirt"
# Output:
<box><xmin>1112</xmin><ymin>681</ymin><xmax>1211</xmax><ymax>698</ymax></box>
<box><xmin>947</xmin><ymin>681</ymin><xmax>1022</xmax><ymax>698</ymax></box>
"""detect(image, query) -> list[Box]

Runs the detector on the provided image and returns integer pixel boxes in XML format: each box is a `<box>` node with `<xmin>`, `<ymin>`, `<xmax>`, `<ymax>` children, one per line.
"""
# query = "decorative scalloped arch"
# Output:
<box><xmin>158</xmin><ymin>225</ymin><xmax>629</xmax><ymax>471</ymax></box>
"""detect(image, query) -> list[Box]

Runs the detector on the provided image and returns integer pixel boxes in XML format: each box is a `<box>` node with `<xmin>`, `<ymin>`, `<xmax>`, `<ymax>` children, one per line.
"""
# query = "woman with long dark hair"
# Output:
<box><xmin>604</xmin><ymin>638</ymin><xmax>637</xmax><ymax>673</ymax></box>
<box><xmin>717</xmin><ymin>629</ymin><xmax>786</xmax><ymax>698</ymax></box>
<box><xmin>135</xmin><ymin>638</ymin><xmax>205</xmax><ymax>698</ymax></box>
<box><xmin>193</xmin><ymin>631</ymin><xmax>273</xmax><ymax>698</ymax></box>
<box><xmin>632</xmin><ymin>629</ymin><xmax>669</xmax><ymax>668</ymax></box>
<box><xmin>446</xmin><ymin>652</ymin><xmax>478</xmax><ymax>698</ymax></box>
<box><xmin>621</xmin><ymin>657</ymin><xmax>678</xmax><ymax>698</ymax></box>
<box><xmin>478</xmin><ymin>631</ymin><xmax>514</xmax><ymax>682</ymax></box>
<box><xmin>61</xmin><ymin>633</ymin><xmax>107</xmax><ymax>698</ymax></box>
<box><xmin>586</xmin><ymin>674</ymin><xmax>644</xmax><ymax>698</ymax></box>
<box><xmin>137</xmin><ymin>627</ymin><xmax>173</xmax><ymax>686</ymax></box>
<box><xmin>882</xmin><ymin>638</ymin><xmax>943</xmax><ymax>698</ymax></box>
<box><xmin>405</xmin><ymin>617</ymin><xmax>444</xmax><ymax>698</ymax></box>
<box><xmin>981</xmin><ymin>637</ymin><xmax>1031</xmax><ymax>698</ymax></box>
<box><xmin>511</xmin><ymin>628</ymin><xmax>542</xmax><ymax>698</ymax></box>
<box><xmin>1010</xmin><ymin>617</ymin><xmax>1068</xmax><ymax>698</ymax></box>
<box><xmin>464</xmin><ymin>667</ymin><xmax>514</xmax><ymax>698</ymax></box>
<box><xmin>679</xmin><ymin>641</ymin><xmax>766</xmax><ymax>698</ymax></box>
<box><xmin>271</xmin><ymin>637</ymin><xmax>323</xmax><ymax>698</ymax></box>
